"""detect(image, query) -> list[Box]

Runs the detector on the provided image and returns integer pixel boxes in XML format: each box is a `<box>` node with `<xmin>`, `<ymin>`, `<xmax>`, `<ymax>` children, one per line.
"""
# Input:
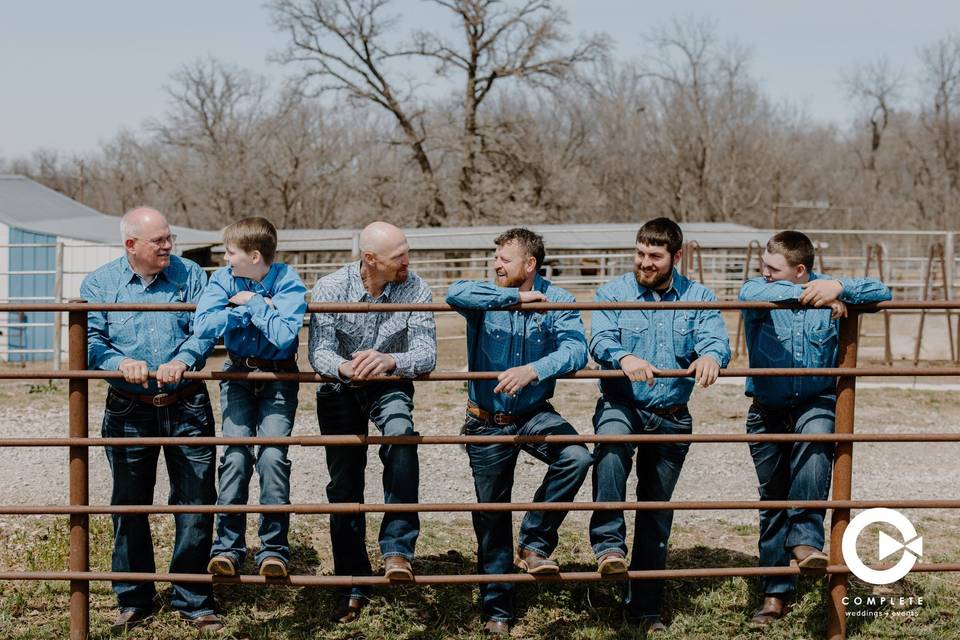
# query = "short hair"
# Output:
<box><xmin>636</xmin><ymin>217</ymin><xmax>683</xmax><ymax>255</ymax></box>
<box><xmin>223</xmin><ymin>217</ymin><xmax>278</xmax><ymax>264</ymax></box>
<box><xmin>766</xmin><ymin>230</ymin><xmax>815</xmax><ymax>272</ymax></box>
<box><xmin>494</xmin><ymin>227</ymin><xmax>545</xmax><ymax>269</ymax></box>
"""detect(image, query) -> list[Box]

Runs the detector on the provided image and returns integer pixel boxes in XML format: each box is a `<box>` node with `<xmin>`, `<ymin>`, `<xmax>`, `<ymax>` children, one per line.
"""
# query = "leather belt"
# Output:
<box><xmin>466</xmin><ymin>401</ymin><xmax>516</xmax><ymax>426</ymax></box>
<box><xmin>647</xmin><ymin>404</ymin><xmax>687</xmax><ymax>417</ymax></box>
<box><xmin>112</xmin><ymin>381</ymin><xmax>206</xmax><ymax>408</ymax></box>
<box><xmin>228</xmin><ymin>353</ymin><xmax>298</xmax><ymax>372</ymax></box>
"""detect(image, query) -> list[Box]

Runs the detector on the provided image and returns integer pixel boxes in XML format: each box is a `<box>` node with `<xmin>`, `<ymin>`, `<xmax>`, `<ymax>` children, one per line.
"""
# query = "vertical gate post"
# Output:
<box><xmin>68</xmin><ymin>304</ymin><xmax>89</xmax><ymax>640</ymax></box>
<box><xmin>827</xmin><ymin>311</ymin><xmax>860</xmax><ymax>640</ymax></box>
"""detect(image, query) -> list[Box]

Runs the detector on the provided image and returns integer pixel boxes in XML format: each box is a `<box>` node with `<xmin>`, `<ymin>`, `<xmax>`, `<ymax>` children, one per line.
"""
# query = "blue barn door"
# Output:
<box><xmin>9</xmin><ymin>229</ymin><xmax>55</xmax><ymax>362</ymax></box>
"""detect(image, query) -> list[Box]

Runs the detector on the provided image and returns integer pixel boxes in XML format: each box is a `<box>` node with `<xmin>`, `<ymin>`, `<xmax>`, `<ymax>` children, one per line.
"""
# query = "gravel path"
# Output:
<box><xmin>2</xmin><ymin>380</ymin><xmax>957</xmax><ymax>534</ymax></box>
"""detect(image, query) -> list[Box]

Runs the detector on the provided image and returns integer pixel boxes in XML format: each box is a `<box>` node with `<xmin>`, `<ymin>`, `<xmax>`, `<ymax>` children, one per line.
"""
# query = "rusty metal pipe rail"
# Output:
<box><xmin>6</xmin><ymin>301</ymin><xmax>960</xmax><ymax>640</ymax></box>
<box><xmin>2</xmin><ymin>432</ymin><xmax>960</xmax><ymax>448</ymax></box>
<box><xmin>2</xmin><ymin>499</ymin><xmax>958</xmax><ymax>516</ymax></box>
<box><xmin>4</xmin><ymin>563</ymin><xmax>960</xmax><ymax>586</ymax></box>
<box><xmin>1</xmin><ymin>300</ymin><xmax>960</xmax><ymax>312</ymax></box>
<box><xmin>1</xmin><ymin>366</ymin><xmax>960</xmax><ymax>382</ymax></box>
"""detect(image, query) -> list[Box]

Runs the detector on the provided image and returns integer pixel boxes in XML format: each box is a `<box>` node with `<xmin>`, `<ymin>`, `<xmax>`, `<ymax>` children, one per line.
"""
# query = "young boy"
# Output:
<box><xmin>195</xmin><ymin>217</ymin><xmax>307</xmax><ymax>578</ymax></box>
<box><xmin>739</xmin><ymin>230</ymin><xmax>891</xmax><ymax>626</ymax></box>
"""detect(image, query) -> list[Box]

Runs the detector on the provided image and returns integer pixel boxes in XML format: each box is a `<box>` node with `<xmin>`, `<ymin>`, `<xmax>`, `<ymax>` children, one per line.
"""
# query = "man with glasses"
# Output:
<box><xmin>81</xmin><ymin>207</ymin><xmax>222</xmax><ymax>633</ymax></box>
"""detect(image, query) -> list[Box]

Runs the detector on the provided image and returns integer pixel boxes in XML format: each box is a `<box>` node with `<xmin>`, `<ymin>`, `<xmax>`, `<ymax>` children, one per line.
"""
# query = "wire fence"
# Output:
<box><xmin>0</xmin><ymin>300</ymin><xmax>955</xmax><ymax>639</ymax></box>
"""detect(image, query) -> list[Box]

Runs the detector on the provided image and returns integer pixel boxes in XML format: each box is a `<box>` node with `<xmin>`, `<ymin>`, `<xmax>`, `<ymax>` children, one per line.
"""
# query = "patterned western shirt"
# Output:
<box><xmin>307</xmin><ymin>261</ymin><xmax>437</xmax><ymax>380</ymax></box>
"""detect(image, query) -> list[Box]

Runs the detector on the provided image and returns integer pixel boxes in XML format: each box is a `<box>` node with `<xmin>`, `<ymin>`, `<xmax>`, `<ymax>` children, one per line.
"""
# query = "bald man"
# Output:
<box><xmin>308</xmin><ymin>221</ymin><xmax>437</xmax><ymax>623</ymax></box>
<box><xmin>80</xmin><ymin>208</ymin><xmax>222</xmax><ymax>632</ymax></box>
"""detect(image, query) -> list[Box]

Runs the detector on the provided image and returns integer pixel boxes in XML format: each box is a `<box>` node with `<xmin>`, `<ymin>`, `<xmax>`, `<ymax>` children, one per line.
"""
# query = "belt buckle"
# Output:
<box><xmin>494</xmin><ymin>413</ymin><xmax>512</xmax><ymax>426</ymax></box>
<box><xmin>151</xmin><ymin>393</ymin><xmax>169</xmax><ymax>407</ymax></box>
<box><xmin>243</xmin><ymin>357</ymin><xmax>257</xmax><ymax>369</ymax></box>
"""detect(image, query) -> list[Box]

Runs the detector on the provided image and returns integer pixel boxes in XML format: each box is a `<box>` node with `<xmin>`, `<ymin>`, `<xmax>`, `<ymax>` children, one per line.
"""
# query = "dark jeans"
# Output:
<box><xmin>589</xmin><ymin>396</ymin><xmax>692</xmax><ymax>620</ymax></box>
<box><xmin>101</xmin><ymin>386</ymin><xmax>217</xmax><ymax>617</ymax></box>
<box><xmin>747</xmin><ymin>395</ymin><xmax>836</xmax><ymax>595</ymax></box>
<box><xmin>315</xmin><ymin>381</ymin><xmax>420</xmax><ymax>601</ymax></box>
<box><xmin>464</xmin><ymin>405</ymin><xmax>592</xmax><ymax>622</ymax></box>
<box><xmin>211</xmin><ymin>366</ymin><xmax>299</xmax><ymax>566</ymax></box>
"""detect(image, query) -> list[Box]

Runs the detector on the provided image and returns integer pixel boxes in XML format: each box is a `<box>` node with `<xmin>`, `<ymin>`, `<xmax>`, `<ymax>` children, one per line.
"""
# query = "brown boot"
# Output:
<box><xmin>597</xmin><ymin>551</ymin><xmax>628</xmax><ymax>575</ymax></box>
<box><xmin>111</xmin><ymin>608</ymin><xmax>151</xmax><ymax>633</ymax></box>
<box><xmin>330</xmin><ymin>596</ymin><xmax>367</xmax><ymax>624</ymax></box>
<box><xmin>483</xmin><ymin>619</ymin><xmax>510</xmax><ymax>635</ymax></box>
<box><xmin>750</xmin><ymin>595</ymin><xmax>789</xmax><ymax>627</ymax></box>
<box><xmin>792</xmin><ymin>544</ymin><xmax>829</xmax><ymax>570</ymax></box>
<box><xmin>514</xmin><ymin>547</ymin><xmax>559</xmax><ymax>575</ymax></box>
<box><xmin>384</xmin><ymin>556</ymin><xmax>414</xmax><ymax>581</ymax></box>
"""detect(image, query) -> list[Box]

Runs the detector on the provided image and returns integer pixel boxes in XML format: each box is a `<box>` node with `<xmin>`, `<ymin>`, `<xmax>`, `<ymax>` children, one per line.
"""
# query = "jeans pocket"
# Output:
<box><xmin>105</xmin><ymin>391</ymin><xmax>137</xmax><ymax>417</ymax></box>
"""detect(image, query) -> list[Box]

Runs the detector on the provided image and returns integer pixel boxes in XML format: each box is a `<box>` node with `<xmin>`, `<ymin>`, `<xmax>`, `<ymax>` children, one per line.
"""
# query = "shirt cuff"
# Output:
<box><xmin>389</xmin><ymin>352</ymin><xmax>411</xmax><ymax>377</ymax></box>
<box><xmin>103</xmin><ymin>354</ymin><xmax>128</xmax><ymax>372</ymax></box>
<box><xmin>612</xmin><ymin>350</ymin><xmax>632</xmax><ymax>368</ymax></box>
<box><xmin>172</xmin><ymin>352</ymin><xmax>197</xmax><ymax>369</ymax></box>
<box><xmin>530</xmin><ymin>360</ymin><xmax>550</xmax><ymax>383</ymax></box>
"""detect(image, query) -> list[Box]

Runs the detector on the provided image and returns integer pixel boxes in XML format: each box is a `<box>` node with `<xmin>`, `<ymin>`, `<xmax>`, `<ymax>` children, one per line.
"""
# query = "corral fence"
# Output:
<box><xmin>0</xmin><ymin>300</ymin><xmax>959</xmax><ymax>640</ymax></box>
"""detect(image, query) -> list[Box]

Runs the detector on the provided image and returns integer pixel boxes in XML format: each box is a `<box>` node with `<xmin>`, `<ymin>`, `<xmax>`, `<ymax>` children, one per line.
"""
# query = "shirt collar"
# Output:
<box><xmin>633</xmin><ymin>268</ymin><xmax>687</xmax><ymax>300</ymax></box>
<box><xmin>231</xmin><ymin>262</ymin><xmax>281</xmax><ymax>294</ymax></box>
<box><xmin>122</xmin><ymin>256</ymin><xmax>169</xmax><ymax>287</ymax></box>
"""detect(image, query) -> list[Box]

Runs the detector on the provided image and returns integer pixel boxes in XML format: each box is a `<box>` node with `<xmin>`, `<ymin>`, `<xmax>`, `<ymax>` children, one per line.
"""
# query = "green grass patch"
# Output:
<box><xmin>1</xmin><ymin>516</ymin><xmax>959</xmax><ymax>638</ymax></box>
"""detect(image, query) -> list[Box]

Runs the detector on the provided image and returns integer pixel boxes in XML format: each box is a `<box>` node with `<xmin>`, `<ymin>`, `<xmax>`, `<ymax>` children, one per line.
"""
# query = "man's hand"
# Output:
<box><xmin>619</xmin><ymin>354</ymin><xmax>657</xmax><ymax>387</ymax></box>
<box><xmin>118</xmin><ymin>358</ymin><xmax>149</xmax><ymax>388</ymax></box>
<box><xmin>518</xmin><ymin>290</ymin><xmax>547</xmax><ymax>304</ymax></box>
<box><xmin>350</xmin><ymin>350</ymin><xmax>396</xmax><ymax>380</ymax></box>
<box><xmin>829</xmin><ymin>299</ymin><xmax>848</xmax><ymax>320</ymax></box>
<box><xmin>799</xmin><ymin>280</ymin><xmax>843</xmax><ymax>307</ymax></box>
<box><xmin>229</xmin><ymin>291</ymin><xmax>256</xmax><ymax>306</ymax></box>
<box><xmin>337</xmin><ymin>360</ymin><xmax>355</xmax><ymax>380</ymax></box>
<box><xmin>494</xmin><ymin>365</ymin><xmax>539</xmax><ymax>397</ymax></box>
<box><xmin>686</xmin><ymin>355</ymin><xmax>720</xmax><ymax>388</ymax></box>
<box><xmin>156</xmin><ymin>360</ymin><xmax>188</xmax><ymax>386</ymax></box>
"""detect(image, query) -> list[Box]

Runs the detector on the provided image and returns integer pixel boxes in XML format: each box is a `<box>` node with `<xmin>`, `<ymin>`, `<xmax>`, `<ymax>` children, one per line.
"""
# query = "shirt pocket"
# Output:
<box><xmin>807</xmin><ymin>326</ymin><xmax>838</xmax><ymax>368</ymax></box>
<box><xmin>481</xmin><ymin>312</ymin><xmax>512</xmax><ymax>362</ymax></box>
<box><xmin>673</xmin><ymin>311</ymin><xmax>697</xmax><ymax>360</ymax></box>
<box><xmin>754</xmin><ymin>320</ymin><xmax>792</xmax><ymax>366</ymax></box>
<box><xmin>106</xmin><ymin>312</ymin><xmax>136</xmax><ymax>346</ymax></box>
<box><xmin>618</xmin><ymin>313</ymin><xmax>650</xmax><ymax>354</ymax></box>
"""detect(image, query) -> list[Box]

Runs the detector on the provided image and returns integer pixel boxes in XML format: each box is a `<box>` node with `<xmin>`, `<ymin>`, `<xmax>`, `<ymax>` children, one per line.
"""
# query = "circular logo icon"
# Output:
<box><xmin>841</xmin><ymin>508</ymin><xmax>922</xmax><ymax>585</ymax></box>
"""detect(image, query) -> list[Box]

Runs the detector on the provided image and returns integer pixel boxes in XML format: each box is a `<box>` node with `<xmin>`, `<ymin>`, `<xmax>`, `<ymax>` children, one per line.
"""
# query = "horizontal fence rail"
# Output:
<box><xmin>0</xmin><ymin>300</ymin><xmax>956</xmax><ymax>640</ymax></box>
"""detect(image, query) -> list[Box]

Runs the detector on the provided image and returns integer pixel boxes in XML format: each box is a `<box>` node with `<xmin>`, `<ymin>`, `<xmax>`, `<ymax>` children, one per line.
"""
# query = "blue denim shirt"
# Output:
<box><xmin>194</xmin><ymin>263</ymin><xmax>308</xmax><ymax>361</ymax></box>
<box><xmin>446</xmin><ymin>276</ymin><xmax>587</xmax><ymax>415</ymax></box>
<box><xmin>739</xmin><ymin>273</ymin><xmax>892</xmax><ymax>407</ymax></box>
<box><xmin>80</xmin><ymin>255</ymin><xmax>215</xmax><ymax>393</ymax></box>
<box><xmin>590</xmin><ymin>269</ymin><xmax>731</xmax><ymax>408</ymax></box>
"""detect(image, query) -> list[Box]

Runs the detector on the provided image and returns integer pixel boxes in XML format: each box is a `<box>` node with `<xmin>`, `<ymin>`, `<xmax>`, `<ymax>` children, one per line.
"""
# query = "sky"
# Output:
<box><xmin>2</xmin><ymin>0</ymin><xmax>959</xmax><ymax>159</ymax></box>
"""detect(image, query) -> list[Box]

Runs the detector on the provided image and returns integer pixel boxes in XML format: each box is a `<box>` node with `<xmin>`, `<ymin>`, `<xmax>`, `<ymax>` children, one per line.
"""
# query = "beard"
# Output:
<box><xmin>635</xmin><ymin>261</ymin><xmax>674</xmax><ymax>290</ymax></box>
<box><xmin>495</xmin><ymin>271</ymin><xmax>526</xmax><ymax>288</ymax></box>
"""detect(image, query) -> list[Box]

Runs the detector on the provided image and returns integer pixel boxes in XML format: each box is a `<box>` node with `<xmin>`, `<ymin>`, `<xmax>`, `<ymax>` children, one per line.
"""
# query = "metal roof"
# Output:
<box><xmin>0</xmin><ymin>175</ymin><xmax>219</xmax><ymax>246</ymax></box>
<box><xmin>243</xmin><ymin>222</ymin><xmax>771</xmax><ymax>254</ymax></box>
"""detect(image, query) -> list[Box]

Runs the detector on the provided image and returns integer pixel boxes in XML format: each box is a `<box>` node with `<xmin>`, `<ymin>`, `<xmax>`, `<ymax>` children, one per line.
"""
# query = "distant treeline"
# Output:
<box><xmin>5</xmin><ymin>3</ymin><xmax>960</xmax><ymax>232</ymax></box>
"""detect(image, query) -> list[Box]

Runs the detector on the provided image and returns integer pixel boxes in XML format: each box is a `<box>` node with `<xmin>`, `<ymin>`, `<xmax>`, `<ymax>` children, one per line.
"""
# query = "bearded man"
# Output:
<box><xmin>445</xmin><ymin>227</ymin><xmax>592</xmax><ymax>636</ymax></box>
<box><xmin>588</xmin><ymin>217</ymin><xmax>730</xmax><ymax>633</ymax></box>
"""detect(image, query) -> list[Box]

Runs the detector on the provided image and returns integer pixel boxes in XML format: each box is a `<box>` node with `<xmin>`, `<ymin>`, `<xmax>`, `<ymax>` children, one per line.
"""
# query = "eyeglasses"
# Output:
<box><xmin>133</xmin><ymin>234</ymin><xmax>177</xmax><ymax>248</ymax></box>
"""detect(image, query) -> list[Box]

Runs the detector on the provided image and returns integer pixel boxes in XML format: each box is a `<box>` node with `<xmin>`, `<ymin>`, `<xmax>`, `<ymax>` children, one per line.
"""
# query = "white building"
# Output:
<box><xmin>0</xmin><ymin>175</ymin><xmax>218</xmax><ymax>363</ymax></box>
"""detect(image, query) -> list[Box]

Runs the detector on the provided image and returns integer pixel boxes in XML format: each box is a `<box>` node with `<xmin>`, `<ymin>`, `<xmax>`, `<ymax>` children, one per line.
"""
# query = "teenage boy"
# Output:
<box><xmin>589</xmin><ymin>217</ymin><xmax>730</xmax><ymax>633</ymax></box>
<box><xmin>196</xmin><ymin>217</ymin><xmax>307</xmax><ymax>579</ymax></box>
<box><xmin>740</xmin><ymin>230</ymin><xmax>891</xmax><ymax>626</ymax></box>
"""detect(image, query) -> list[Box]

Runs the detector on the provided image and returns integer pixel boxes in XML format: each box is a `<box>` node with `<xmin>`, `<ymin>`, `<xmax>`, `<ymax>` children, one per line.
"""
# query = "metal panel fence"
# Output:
<box><xmin>0</xmin><ymin>299</ymin><xmax>958</xmax><ymax>640</ymax></box>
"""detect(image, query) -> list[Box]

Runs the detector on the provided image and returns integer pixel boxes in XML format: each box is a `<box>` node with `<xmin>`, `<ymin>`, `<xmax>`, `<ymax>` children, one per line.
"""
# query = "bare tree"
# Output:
<box><xmin>843</xmin><ymin>57</ymin><xmax>902</xmax><ymax>194</ymax></box>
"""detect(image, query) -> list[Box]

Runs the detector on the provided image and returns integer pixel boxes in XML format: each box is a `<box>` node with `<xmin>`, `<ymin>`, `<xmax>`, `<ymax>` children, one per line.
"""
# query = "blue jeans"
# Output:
<box><xmin>211</xmin><ymin>364</ymin><xmax>299</xmax><ymax>566</ymax></box>
<box><xmin>101</xmin><ymin>385</ymin><xmax>217</xmax><ymax>617</ymax></box>
<box><xmin>464</xmin><ymin>405</ymin><xmax>592</xmax><ymax>622</ymax></box>
<box><xmin>747</xmin><ymin>395</ymin><xmax>836</xmax><ymax>596</ymax></box>
<box><xmin>315</xmin><ymin>381</ymin><xmax>420</xmax><ymax>601</ymax></box>
<box><xmin>589</xmin><ymin>396</ymin><xmax>692</xmax><ymax>620</ymax></box>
